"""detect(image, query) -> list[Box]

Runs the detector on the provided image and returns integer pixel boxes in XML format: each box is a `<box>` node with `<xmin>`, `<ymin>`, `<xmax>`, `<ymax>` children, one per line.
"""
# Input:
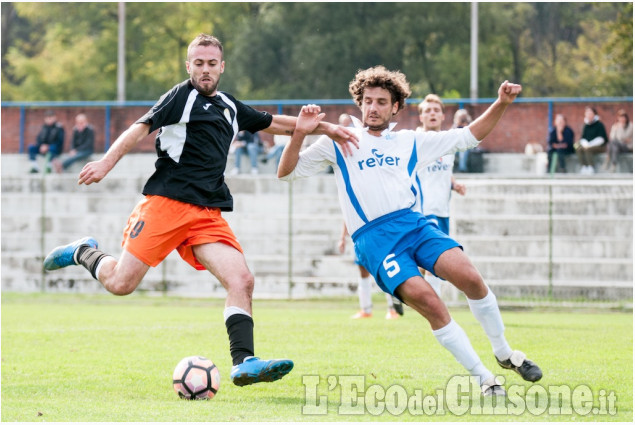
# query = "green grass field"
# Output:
<box><xmin>1</xmin><ymin>292</ymin><xmax>632</xmax><ymax>422</ymax></box>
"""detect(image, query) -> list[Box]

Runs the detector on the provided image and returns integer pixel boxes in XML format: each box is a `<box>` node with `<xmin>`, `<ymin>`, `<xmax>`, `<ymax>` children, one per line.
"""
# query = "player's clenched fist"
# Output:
<box><xmin>498</xmin><ymin>80</ymin><xmax>522</xmax><ymax>104</ymax></box>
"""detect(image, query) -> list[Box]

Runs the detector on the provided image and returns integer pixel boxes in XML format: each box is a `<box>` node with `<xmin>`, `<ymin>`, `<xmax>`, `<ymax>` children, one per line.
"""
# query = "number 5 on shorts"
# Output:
<box><xmin>383</xmin><ymin>253</ymin><xmax>400</xmax><ymax>278</ymax></box>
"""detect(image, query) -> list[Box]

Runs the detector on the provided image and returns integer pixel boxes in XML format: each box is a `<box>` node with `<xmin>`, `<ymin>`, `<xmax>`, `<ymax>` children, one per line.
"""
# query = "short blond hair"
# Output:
<box><xmin>187</xmin><ymin>34</ymin><xmax>223</xmax><ymax>60</ymax></box>
<box><xmin>418</xmin><ymin>94</ymin><xmax>444</xmax><ymax>113</ymax></box>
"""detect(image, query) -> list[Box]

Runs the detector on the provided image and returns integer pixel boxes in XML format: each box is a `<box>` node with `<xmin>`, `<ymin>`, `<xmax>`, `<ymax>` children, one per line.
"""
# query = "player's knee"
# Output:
<box><xmin>103</xmin><ymin>274</ymin><xmax>140</xmax><ymax>296</ymax></box>
<box><xmin>226</xmin><ymin>270</ymin><xmax>254</xmax><ymax>295</ymax></box>
<box><xmin>106</xmin><ymin>280</ymin><xmax>136</xmax><ymax>296</ymax></box>
<box><xmin>465</xmin><ymin>268</ymin><xmax>484</xmax><ymax>287</ymax></box>
<box><xmin>460</xmin><ymin>267</ymin><xmax>487</xmax><ymax>298</ymax></box>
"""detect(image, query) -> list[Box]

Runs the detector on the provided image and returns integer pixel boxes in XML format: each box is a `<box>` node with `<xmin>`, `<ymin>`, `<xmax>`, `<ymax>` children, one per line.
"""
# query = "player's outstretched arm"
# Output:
<box><xmin>314</xmin><ymin>121</ymin><xmax>359</xmax><ymax>156</ymax></box>
<box><xmin>277</xmin><ymin>105</ymin><xmax>324</xmax><ymax>178</ymax></box>
<box><xmin>78</xmin><ymin>122</ymin><xmax>150</xmax><ymax>185</ymax></box>
<box><xmin>468</xmin><ymin>81</ymin><xmax>521</xmax><ymax>141</ymax></box>
<box><xmin>266</xmin><ymin>114</ymin><xmax>359</xmax><ymax>156</ymax></box>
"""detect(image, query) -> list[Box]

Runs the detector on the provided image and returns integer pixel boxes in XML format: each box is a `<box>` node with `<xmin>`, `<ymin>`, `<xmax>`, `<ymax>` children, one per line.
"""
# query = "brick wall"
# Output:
<box><xmin>2</xmin><ymin>101</ymin><xmax>631</xmax><ymax>154</ymax></box>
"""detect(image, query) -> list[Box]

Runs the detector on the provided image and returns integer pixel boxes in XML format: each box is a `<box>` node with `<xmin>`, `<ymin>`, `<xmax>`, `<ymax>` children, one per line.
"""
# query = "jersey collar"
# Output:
<box><xmin>350</xmin><ymin>115</ymin><xmax>398</xmax><ymax>137</ymax></box>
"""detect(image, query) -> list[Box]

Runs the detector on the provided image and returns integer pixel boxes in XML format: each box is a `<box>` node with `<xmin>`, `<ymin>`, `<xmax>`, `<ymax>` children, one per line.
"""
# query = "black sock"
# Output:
<box><xmin>225</xmin><ymin>314</ymin><xmax>255</xmax><ymax>366</ymax></box>
<box><xmin>76</xmin><ymin>246</ymin><xmax>109</xmax><ymax>280</ymax></box>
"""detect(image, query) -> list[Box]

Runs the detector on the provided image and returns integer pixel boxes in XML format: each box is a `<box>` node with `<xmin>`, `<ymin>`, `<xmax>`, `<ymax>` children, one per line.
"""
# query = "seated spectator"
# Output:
<box><xmin>230</xmin><ymin>130</ymin><xmax>262</xmax><ymax>175</ymax></box>
<box><xmin>28</xmin><ymin>110</ymin><xmax>64</xmax><ymax>173</ymax></box>
<box><xmin>260</xmin><ymin>135</ymin><xmax>286</xmax><ymax>170</ymax></box>
<box><xmin>575</xmin><ymin>106</ymin><xmax>608</xmax><ymax>175</ymax></box>
<box><xmin>604</xmin><ymin>109</ymin><xmax>632</xmax><ymax>172</ymax></box>
<box><xmin>53</xmin><ymin>113</ymin><xmax>95</xmax><ymax>173</ymax></box>
<box><xmin>546</xmin><ymin>114</ymin><xmax>575</xmax><ymax>173</ymax></box>
<box><xmin>453</xmin><ymin>109</ymin><xmax>473</xmax><ymax>172</ymax></box>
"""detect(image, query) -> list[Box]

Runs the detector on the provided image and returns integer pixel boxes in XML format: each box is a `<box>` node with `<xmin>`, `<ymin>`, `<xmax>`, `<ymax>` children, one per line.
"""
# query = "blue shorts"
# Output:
<box><xmin>424</xmin><ymin>215</ymin><xmax>450</xmax><ymax>235</ymax></box>
<box><xmin>353</xmin><ymin>251</ymin><xmax>363</xmax><ymax>266</ymax></box>
<box><xmin>351</xmin><ymin>209</ymin><xmax>461</xmax><ymax>296</ymax></box>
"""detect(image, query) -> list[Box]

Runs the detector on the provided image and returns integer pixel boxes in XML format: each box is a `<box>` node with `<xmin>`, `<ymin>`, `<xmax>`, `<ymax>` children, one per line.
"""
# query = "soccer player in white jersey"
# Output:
<box><xmin>413</xmin><ymin>94</ymin><xmax>467</xmax><ymax>297</ymax></box>
<box><xmin>277</xmin><ymin>66</ymin><xmax>542</xmax><ymax>396</ymax></box>
<box><xmin>338</xmin><ymin>113</ymin><xmax>404</xmax><ymax>320</ymax></box>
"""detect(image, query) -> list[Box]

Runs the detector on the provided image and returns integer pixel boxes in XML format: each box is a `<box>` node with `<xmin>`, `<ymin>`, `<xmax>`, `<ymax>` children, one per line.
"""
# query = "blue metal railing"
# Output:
<box><xmin>3</xmin><ymin>97</ymin><xmax>631</xmax><ymax>153</ymax></box>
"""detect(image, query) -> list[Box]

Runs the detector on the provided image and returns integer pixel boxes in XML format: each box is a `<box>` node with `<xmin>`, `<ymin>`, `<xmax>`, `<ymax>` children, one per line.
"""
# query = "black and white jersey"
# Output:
<box><xmin>136</xmin><ymin>80</ymin><xmax>273</xmax><ymax>210</ymax></box>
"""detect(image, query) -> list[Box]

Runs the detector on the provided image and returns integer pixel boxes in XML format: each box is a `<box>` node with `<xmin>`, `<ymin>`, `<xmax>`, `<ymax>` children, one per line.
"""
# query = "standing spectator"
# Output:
<box><xmin>453</xmin><ymin>109</ymin><xmax>473</xmax><ymax>172</ymax></box>
<box><xmin>54</xmin><ymin>113</ymin><xmax>95</xmax><ymax>173</ymax></box>
<box><xmin>231</xmin><ymin>130</ymin><xmax>262</xmax><ymax>175</ymax></box>
<box><xmin>28</xmin><ymin>110</ymin><xmax>64</xmax><ymax>173</ymax></box>
<box><xmin>546</xmin><ymin>114</ymin><xmax>575</xmax><ymax>173</ymax></box>
<box><xmin>575</xmin><ymin>106</ymin><xmax>608</xmax><ymax>174</ymax></box>
<box><xmin>604</xmin><ymin>109</ymin><xmax>633</xmax><ymax>172</ymax></box>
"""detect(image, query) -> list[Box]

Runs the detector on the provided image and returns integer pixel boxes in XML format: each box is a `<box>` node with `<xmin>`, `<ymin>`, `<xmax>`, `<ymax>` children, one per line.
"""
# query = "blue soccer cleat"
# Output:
<box><xmin>43</xmin><ymin>237</ymin><xmax>98</xmax><ymax>271</ymax></box>
<box><xmin>230</xmin><ymin>356</ymin><xmax>294</xmax><ymax>387</ymax></box>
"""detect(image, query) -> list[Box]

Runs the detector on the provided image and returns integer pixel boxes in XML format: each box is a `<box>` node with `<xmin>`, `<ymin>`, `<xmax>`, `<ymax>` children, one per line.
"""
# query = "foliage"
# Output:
<box><xmin>1</xmin><ymin>2</ymin><xmax>632</xmax><ymax>101</ymax></box>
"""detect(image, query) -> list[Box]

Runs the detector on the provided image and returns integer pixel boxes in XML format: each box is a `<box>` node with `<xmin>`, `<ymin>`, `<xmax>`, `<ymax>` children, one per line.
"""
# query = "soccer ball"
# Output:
<box><xmin>172</xmin><ymin>356</ymin><xmax>221</xmax><ymax>400</ymax></box>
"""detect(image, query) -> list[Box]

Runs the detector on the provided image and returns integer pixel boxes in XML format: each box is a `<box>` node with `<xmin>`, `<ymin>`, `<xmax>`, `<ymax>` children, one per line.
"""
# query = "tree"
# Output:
<box><xmin>1</xmin><ymin>2</ymin><xmax>631</xmax><ymax>101</ymax></box>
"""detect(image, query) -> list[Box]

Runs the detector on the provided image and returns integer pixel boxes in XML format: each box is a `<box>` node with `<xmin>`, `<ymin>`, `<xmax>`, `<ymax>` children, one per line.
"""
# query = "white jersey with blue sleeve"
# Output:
<box><xmin>411</xmin><ymin>152</ymin><xmax>455</xmax><ymax>217</ymax></box>
<box><xmin>280</xmin><ymin>126</ymin><xmax>479</xmax><ymax>235</ymax></box>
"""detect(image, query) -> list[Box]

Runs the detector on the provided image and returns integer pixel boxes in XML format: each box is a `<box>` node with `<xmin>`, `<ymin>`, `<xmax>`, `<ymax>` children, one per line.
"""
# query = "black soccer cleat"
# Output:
<box><xmin>391</xmin><ymin>296</ymin><xmax>404</xmax><ymax>316</ymax></box>
<box><xmin>496</xmin><ymin>350</ymin><xmax>542</xmax><ymax>382</ymax></box>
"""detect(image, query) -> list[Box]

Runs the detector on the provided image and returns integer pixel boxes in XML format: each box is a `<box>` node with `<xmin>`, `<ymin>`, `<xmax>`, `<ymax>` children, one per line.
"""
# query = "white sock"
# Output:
<box><xmin>384</xmin><ymin>292</ymin><xmax>394</xmax><ymax>309</ymax></box>
<box><xmin>93</xmin><ymin>255</ymin><xmax>114</xmax><ymax>282</ymax></box>
<box><xmin>432</xmin><ymin>319</ymin><xmax>493</xmax><ymax>385</ymax></box>
<box><xmin>467</xmin><ymin>288</ymin><xmax>513</xmax><ymax>360</ymax></box>
<box><xmin>358</xmin><ymin>276</ymin><xmax>373</xmax><ymax>313</ymax></box>
<box><xmin>425</xmin><ymin>273</ymin><xmax>442</xmax><ymax>297</ymax></box>
<box><xmin>223</xmin><ymin>306</ymin><xmax>252</xmax><ymax>322</ymax></box>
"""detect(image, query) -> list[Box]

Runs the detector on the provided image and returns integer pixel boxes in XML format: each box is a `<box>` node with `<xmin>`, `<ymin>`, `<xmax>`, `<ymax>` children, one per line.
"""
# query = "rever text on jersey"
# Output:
<box><xmin>357</xmin><ymin>148</ymin><xmax>402</xmax><ymax>171</ymax></box>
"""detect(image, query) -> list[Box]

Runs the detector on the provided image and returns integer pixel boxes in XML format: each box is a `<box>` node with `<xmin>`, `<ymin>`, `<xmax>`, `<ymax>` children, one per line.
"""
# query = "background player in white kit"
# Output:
<box><xmin>277</xmin><ymin>66</ymin><xmax>542</xmax><ymax>396</ymax></box>
<box><xmin>413</xmin><ymin>94</ymin><xmax>466</xmax><ymax>297</ymax></box>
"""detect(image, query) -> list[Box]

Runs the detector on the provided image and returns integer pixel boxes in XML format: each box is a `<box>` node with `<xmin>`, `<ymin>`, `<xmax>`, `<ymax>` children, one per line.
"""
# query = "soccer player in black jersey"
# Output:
<box><xmin>44</xmin><ymin>34</ymin><xmax>358</xmax><ymax>387</ymax></box>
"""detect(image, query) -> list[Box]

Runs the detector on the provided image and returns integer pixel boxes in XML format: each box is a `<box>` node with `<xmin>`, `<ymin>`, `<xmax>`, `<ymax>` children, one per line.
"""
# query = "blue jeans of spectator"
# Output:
<box><xmin>62</xmin><ymin>150</ymin><xmax>93</xmax><ymax>170</ymax></box>
<box><xmin>235</xmin><ymin>143</ymin><xmax>261</xmax><ymax>170</ymax></box>
<box><xmin>264</xmin><ymin>145</ymin><xmax>284</xmax><ymax>167</ymax></box>
<box><xmin>457</xmin><ymin>150</ymin><xmax>469</xmax><ymax>172</ymax></box>
<box><xmin>28</xmin><ymin>144</ymin><xmax>62</xmax><ymax>161</ymax></box>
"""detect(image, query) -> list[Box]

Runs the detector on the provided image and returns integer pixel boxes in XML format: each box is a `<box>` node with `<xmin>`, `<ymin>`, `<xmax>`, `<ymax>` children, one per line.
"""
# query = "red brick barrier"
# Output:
<box><xmin>2</xmin><ymin>101</ymin><xmax>631</xmax><ymax>154</ymax></box>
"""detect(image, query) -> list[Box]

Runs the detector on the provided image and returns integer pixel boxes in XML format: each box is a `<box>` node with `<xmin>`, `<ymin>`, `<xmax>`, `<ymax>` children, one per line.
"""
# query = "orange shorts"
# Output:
<box><xmin>122</xmin><ymin>195</ymin><xmax>243</xmax><ymax>270</ymax></box>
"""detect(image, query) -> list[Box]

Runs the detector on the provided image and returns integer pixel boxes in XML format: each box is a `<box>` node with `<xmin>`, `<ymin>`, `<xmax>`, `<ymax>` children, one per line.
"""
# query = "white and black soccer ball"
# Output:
<box><xmin>172</xmin><ymin>356</ymin><xmax>220</xmax><ymax>400</ymax></box>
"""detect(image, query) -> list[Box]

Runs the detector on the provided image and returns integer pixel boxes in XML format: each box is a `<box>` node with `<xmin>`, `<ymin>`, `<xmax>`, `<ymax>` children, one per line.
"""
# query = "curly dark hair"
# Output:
<box><xmin>348</xmin><ymin>66</ymin><xmax>412</xmax><ymax>112</ymax></box>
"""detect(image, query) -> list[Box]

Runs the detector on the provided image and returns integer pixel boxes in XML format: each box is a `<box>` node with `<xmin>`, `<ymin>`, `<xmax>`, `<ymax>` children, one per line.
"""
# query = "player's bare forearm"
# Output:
<box><xmin>315</xmin><ymin>121</ymin><xmax>359</xmax><ymax>155</ymax></box>
<box><xmin>276</xmin><ymin>129</ymin><xmax>305</xmax><ymax>178</ymax></box>
<box><xmin>78</xmin><ymin>122</ymin><xmax>150</xmax><ymax>185</ymax></box>
<box><xmin>264</xmin><ymin>115</ymin><xmax>298</xmax><ymax>136</ymax></box>
<box><xmin>267</xmin><ymin>114</ymin><xmax>359</xmax><ymax>156</ymax></box>
<box><xmin>468</xmin><ymin>81</ymin><xmax>521</xmax><ymax>141</ymax></box>
<box><xmin>277</xmin><ymin>105</ymin><xmax>324</xmax><ymax>178</ymax></box>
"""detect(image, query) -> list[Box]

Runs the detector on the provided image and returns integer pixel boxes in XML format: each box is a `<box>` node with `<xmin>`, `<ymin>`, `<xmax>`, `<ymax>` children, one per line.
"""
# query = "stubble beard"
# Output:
<box><xmin>366</xmin><ymin>120</ymin><xmax>390</xmax><ymax>132</ymax></box>
<box><xmin>193</xmin><ymin>77</ymin><xmax>219</xmax><ymax>97</ymax></box>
